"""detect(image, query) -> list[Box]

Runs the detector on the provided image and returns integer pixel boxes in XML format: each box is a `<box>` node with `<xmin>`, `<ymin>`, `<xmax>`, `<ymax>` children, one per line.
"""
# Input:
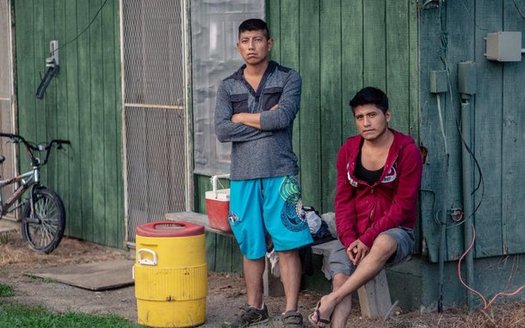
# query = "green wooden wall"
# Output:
<box><xmin>195</xmin><ymin>0</ymin><xmax>525</xmax><ymax>307</ymax></box>
<box><xmin>419</xmin><ymin>0</ymin><xmax>525</xmax><ymax>262</ymax></box>
<box><xmin>267</xmin><ymin>0</ymin><xmax>419</xmax><ymax>212</ymax></box>
<box><xmin>14</xmin><ymin>0</ymin><xmax>124</xmax><ymax>248</ymax></box>
<box><xmin>195</xmin><ymin>0</ymin><xmax>419</xmax><ymax>271</ymax></box>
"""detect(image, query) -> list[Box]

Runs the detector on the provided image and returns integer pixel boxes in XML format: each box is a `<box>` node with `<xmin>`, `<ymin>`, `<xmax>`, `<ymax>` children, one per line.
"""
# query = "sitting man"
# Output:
<box><xmin>309</xmin><ymin>87</ymin><xmax>423</xmax><ymax>327</ymax></box>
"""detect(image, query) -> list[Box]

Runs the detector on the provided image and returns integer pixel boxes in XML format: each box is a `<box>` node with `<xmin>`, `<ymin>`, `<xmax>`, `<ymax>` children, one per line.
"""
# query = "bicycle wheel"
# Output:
<box><xmin>21</xmin><ymin>187</ymin><xmax>66</xmax><ymax>254</ymax></box>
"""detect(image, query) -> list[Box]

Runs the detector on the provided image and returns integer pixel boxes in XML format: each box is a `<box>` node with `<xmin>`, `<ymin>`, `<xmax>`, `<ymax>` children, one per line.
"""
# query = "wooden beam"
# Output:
<box><xmin>357</xmin><ymin>269</ymin><xmax>392</xmax><ymax>319</ymax></box>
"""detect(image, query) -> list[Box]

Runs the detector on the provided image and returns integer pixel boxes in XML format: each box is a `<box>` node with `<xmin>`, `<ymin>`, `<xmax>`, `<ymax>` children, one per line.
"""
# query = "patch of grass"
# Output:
<box><xmin>0</xmin><ymin>232</ymin><xmax>9</xmax><ymax>244</ymax></box>
<box><xmin>0</xmin><ymin>303</ymin><xmax>144</xmax><ymax>328</ymax></box>
<box><xmin>0</xmin><ymin>282</ymin><xmax>14</xmax><ymax>297</ymax></box>
<box><xmin>25</xmin><ymin>274</ymin><xmax>58</xmax><ymax>284</ymax></box>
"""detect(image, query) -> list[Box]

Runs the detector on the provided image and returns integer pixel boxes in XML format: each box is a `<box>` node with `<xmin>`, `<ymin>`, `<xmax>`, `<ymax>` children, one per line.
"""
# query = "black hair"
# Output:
<box><xmin>238</xmin><ymin>18</ymin><xmax>270</xmax><ymax>39</ymax></box>
<box><xmin>349</xmin><ymin>86</ymin><xmax>389</xmax><ymax>114</ymax></box>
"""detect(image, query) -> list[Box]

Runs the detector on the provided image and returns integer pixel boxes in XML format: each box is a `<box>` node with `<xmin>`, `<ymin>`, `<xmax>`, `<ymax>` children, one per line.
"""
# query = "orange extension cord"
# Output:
<box><xmin>458</xmin><ymin>224</ymin><xmax>525</xmax><ymax>310</ymax></box>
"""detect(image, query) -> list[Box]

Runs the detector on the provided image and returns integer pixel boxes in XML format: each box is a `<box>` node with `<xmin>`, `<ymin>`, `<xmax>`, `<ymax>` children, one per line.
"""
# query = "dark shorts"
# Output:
<box><xmin>327</xmin><ymin>227</ymin><xmax>415</xmax><ymax>277</ymax></box>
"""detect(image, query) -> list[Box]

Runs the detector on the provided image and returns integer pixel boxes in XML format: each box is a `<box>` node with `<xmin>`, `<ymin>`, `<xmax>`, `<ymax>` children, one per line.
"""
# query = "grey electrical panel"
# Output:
<box><xmin>458</xmin><ymin>62</ymin><xmax>476</xmax><ymax>96</ymax></box>
<box><xmin>484</xmin><ymin>31</ymin><xmax>522</xmax><ymax>62</ymax></box>
<box><xmin>429</xmin><ymin>70</ymin><xmax>448</xmax><ymax>94</ymax></box>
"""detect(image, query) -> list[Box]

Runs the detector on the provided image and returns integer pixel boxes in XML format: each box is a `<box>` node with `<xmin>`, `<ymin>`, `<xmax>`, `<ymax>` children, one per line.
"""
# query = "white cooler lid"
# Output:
<box><xmin>205</xmin><ymin>188</ymin><xmax>230</xmax><ymax>201</ymax></box>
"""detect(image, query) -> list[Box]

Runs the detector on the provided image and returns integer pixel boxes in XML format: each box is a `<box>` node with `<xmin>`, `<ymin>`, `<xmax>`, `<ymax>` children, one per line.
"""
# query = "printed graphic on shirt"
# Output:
<box><xmin>228</xmin><ymin>211</ymin><xmax>240</xmax><ymax>224</ymax></box>
<box><xmin>381</xmin><ymin>166</ymin><xmax>397</xmax><ymax>183</ymax></box>
<box><xmin>347</xmin><ymin>163</ymin><xmax>358</xmax><ymax>187</ymax></box>
<box><xmin>279</xmin><ymin>176</ymin><xmax>308</xmax><ymax>232</ymax></box>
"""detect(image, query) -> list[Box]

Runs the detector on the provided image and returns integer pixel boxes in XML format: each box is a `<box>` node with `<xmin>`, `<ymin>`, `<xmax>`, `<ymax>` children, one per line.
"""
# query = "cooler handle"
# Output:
<box><xmin>137</xmin><ymin>248</ymin><xmax>158</xmax><ymax>266</ymax></box>
<box><xmin>210</xmin><ymin>174</ymin><xmax>230</xmax><ymax>198</ymax></box>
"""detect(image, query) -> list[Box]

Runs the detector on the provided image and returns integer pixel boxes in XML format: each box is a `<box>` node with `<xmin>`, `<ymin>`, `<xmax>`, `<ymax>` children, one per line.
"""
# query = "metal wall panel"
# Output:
<box><xmin>0</xmin><ymin>0</ymin><xmax>16</xmax><ymax>213</ymax></box>
<box><xmin>191</xmin><ymin>0</ymin><xmax>265</xmax><ymax>175</ymax></box>
<box><xmin>121</xmin><ymin>0</ymin><xmax>188</xmax><ymax>243</ymax></box>
<box><xmin>0</xmin><ymin>0</ymin><xmax>11</xmax><ymax>98</ymax></box>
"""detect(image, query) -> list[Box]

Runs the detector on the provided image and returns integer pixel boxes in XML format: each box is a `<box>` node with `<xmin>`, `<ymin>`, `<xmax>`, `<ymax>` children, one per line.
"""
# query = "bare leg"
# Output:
<box><xmin>330</xmin><ymin>273</ymin><xmax>352</xmax><ymax>328</ymax></box>
<box><xmin>243</xmin><ymin>257</ymin><xmax>266</xmax><ymax>308</ymax></box>
<box><xmin>277</xmin><ymin>249</ymin><xmax>302</xmax><ymax>312</ymax></box>
<box><xmin>313</xmin><ymin>234</ymin><xmax>397</xmax><ymax>324</ymax></box>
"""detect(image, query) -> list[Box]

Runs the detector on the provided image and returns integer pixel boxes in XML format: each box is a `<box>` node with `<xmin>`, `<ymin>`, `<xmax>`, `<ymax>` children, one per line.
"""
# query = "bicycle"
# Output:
<box><xmin>0</xmin><ymin>132</ymin><xmax>70</xmax><ymax>254</ymax></box>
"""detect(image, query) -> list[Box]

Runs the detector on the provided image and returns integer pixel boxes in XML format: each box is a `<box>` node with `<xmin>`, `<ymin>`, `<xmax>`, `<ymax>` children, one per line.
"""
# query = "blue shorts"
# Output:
<box><xmin>228</xmin><ymin>176</ymin><xmax>313</xmax><ymax>260</ymax></box>
<box><xmin>327</xmin><ymin>227</ymin><xmax>415</xmax><ymax>277</ymax></box>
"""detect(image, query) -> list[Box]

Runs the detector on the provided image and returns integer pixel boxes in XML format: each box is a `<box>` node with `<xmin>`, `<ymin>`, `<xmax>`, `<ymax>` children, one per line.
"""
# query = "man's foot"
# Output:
<box><xmin>230</xmin><ymin>304</ymin><xmax>270</xmax><ymax>327</ymax></box>
<box><xmin>281</xmin><ymin>310</ymin><xmax>303</xmax><ymax>328</ymax></box>
<box><xmin>308</xmin><ymin>298</ymin><xmax>334</xmax><ymax>328</ymax></box>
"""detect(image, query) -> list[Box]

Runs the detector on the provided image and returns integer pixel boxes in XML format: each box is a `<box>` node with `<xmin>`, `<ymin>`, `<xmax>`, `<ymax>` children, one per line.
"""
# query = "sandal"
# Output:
<box><xmin>281</xmin><ymin>310</ymin><xmax>303</xmax><ymax>328</ymax></box>
<box><xmin>308</xmin><ymin>301</ymin><xmax>331</xmax><ymax>328</ymax></box>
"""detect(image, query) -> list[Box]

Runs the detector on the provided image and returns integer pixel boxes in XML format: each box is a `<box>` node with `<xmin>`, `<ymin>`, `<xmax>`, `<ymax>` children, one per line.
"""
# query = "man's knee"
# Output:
<box><xmin>370</xmin><ymin>234</ymin><xmax>397</xmax><ymax>260</ymax></box>
<box><xmin>332</xmin><ymin>273</ymin><xmax>349</xmax><ymax>290</ymax></box>
<box><xmin>275</xmin><ymin>249</ymin><xmax>299</xmax><ymax>262</ymax></box>
<box><xmin>276</xmin><ymin>249</ymin><xmax>298</xmax><ymax>256</ymax></box>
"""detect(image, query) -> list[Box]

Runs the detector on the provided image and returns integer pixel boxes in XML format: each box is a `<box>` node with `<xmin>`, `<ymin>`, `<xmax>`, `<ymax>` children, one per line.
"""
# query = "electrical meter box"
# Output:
<box><xmin>485</xmin><ymin>31</ymin><xmax>522</xmax><ymax>62</ymax></box>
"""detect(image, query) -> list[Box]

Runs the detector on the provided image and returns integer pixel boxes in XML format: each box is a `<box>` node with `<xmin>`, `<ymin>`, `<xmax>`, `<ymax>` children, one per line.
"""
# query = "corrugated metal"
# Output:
<box><xmin>14</xmin><ymin>0</ymin><xmax>123</xmax><ymax>247</ymax></box>
<box><xmin>190</xmin><ymin>0</ymin><xmax>265</xmax><ymax>175</ymax></box>
<box><xmin>0</xmin><ymin>0</ymin><xmax>11</xmax><ymax>98</ymax></box>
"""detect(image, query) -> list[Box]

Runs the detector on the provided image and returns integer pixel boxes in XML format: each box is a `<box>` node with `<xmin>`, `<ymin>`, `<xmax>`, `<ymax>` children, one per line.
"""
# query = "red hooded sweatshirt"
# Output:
<box><xmin>335</xmin><ymin>129</ymin><xmax>422</xmax><ymax>249</ymax></box>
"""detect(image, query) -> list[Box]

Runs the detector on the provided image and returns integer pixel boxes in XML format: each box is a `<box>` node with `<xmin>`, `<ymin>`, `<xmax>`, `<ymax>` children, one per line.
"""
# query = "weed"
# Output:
<box><xmin>0</xmin><ymin>283</ymin><xmax>14</xmax><ymax>297</ymax></box>
<box><xmin>0</xmin><ymin>232</ymin><xmax>8</xmax><ymax>244</ymax></box>
<box><xmin>0</xmin><ymin>303</ymin><xmax>144</xmax><ymax>328</ymax></box>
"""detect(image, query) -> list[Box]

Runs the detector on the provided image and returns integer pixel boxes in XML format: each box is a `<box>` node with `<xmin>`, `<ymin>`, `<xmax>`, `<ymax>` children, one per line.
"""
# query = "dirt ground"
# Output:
<box><xmin>0</xmin><ymin>229</ymin><xmax>524</xmax><ymax>328</ymax></box>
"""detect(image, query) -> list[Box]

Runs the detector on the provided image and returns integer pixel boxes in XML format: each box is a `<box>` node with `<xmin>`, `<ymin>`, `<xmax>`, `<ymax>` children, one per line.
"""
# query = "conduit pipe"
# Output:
<box><xmin>429</xmin><ymin>70</ymin><xmax>449</xmax><ymax>313</ymax></box>
<box><xmin>436</xmin><ymin>92</ymin><xmax>448</xmax><ymax>313</ymax></box>
<box><xmin>458</xmin><ymin>61</ymin><xmax>476</xmax><ymax>311</ymax></box>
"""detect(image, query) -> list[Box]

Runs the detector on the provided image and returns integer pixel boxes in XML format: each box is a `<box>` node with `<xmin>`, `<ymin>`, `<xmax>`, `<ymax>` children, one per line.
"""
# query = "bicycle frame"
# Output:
<box><xmin>0</xmin><ymin>166</ymin><xmax>39</xmax><ymax>218</ymax></box>
<box><xmin>0</xmin><ymin>132</ymin><xmax>70</xmax><ymax>253</ymax></box>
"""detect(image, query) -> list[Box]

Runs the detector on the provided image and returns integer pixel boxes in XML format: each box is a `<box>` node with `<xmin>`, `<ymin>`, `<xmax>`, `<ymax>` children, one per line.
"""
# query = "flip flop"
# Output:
<box><xmin>308</xmin><ymin>301</ymin><xmax>331</xmax><ymax>328</ymax></box>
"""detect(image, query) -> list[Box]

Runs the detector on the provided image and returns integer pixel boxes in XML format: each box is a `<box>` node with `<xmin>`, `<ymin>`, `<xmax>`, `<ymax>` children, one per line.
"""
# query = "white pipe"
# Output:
<box><xmin>436</xmin><ymin>94</ymin><xmax>449</xmax><ymax>155</ymax></box>
<box><xmin>210</xmin><ymin>174</ymin><xmax>230</xmax><ymax>197</ymax></box>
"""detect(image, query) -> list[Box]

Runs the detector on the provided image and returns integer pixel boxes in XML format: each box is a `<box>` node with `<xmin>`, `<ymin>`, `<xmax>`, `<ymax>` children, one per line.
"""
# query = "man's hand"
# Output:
<box><xmin>231</xmin><ymin>113</ymin><xmax>243</xmax><ymax>124</ymax></box>
<box><xmin>231</xmin><ymin>105</ymin><xmax>278</xmax><ymax>128</ymax></box>
<box><xmin>231</xmin><ymin>112</ymin><xmax>260</xmax><ymax>129</ymax></box>
<box><xmin>347</xmin><ymin>239</ymin><xmax>370</xmax><ymax>265</ymax></box>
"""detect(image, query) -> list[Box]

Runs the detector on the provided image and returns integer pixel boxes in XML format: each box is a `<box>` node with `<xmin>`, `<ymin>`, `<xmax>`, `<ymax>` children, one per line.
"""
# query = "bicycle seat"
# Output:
<box><xmin>0</xmin><ymin>155</ymin><xmax>4</xmax><ymax>164</ymax></box>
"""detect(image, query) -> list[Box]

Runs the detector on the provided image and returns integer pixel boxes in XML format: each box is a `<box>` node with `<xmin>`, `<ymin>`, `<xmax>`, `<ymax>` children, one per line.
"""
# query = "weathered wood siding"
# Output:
<box><xmin>197</xmin><ymin>0</ymin><xmax>418</xmax><ymax>271</ymax></box>
<box><xmin>420</xmin><ymin>0</ymin><xmax>525</xmax><ymax>261</ymax></box>
<box><xmin>195</xmin><ymin>0</ymin><xmax>525</xmax><ymax>307</ymax></box>
<box><xmin>14</xmin><ymin>0</ymin><xmax>124</xmax><ymax>247</ymax></box>
<box><xmin>196</xmin><ymin>0</ymin><xmax>418</xmax><ymax>270</ymax></box>
<box><xmin>267</xmin><ymin>0</ymin><xmax>419</xmax><ymax>212</ymax></box>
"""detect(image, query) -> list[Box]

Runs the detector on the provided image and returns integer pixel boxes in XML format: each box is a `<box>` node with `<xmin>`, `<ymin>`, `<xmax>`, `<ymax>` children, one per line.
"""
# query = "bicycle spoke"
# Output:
<box><xmin>21</xmin><ymin>188</ymin><xmax>66</xmax><ymax>253</ymax></box>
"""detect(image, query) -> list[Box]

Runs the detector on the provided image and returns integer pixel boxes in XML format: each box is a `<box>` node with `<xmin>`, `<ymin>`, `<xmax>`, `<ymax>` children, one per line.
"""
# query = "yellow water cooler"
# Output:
<box><xmin>134</xmin><ymin>221</ymin><xmax>207</xmax><ymax>327</ymax></box>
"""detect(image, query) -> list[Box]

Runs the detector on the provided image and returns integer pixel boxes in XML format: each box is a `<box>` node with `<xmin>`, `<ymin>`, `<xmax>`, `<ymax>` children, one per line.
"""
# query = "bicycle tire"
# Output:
<box><xmin>20</xmin><ymin>187</ymin><xmax>66</xmax><ymax>254</ymax></box>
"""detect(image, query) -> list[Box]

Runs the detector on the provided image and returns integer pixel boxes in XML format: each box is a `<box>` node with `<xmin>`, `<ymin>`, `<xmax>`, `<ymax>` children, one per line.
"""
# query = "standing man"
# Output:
<box><xmin>309</xmin><ymin>87</ymin><xmax>422</xmax><ymax>327</ymax></box>
<box><xmin>214</xmin><ymin>18</ymin><xmax>312</xmax><ymax>327</ymax></box>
